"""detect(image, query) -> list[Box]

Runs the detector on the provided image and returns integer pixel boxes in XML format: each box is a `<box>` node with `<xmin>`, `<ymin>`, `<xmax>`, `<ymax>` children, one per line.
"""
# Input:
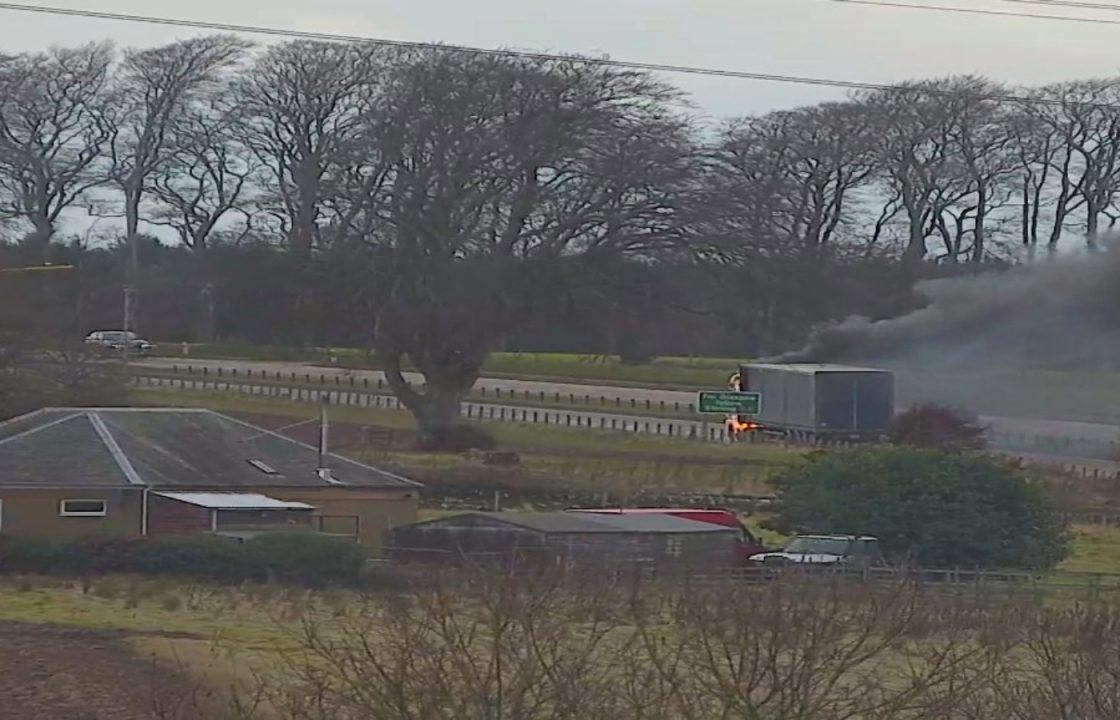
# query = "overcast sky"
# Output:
<box><xmin>1</xmin><ymin>0</ymin><xmax>1119</xmax><ymax>118</ymax></box>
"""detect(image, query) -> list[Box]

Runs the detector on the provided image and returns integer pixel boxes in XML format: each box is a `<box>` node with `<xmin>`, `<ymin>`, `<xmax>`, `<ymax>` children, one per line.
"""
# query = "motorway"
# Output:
<box><xmin>136</xmin><ymin>357</ymin><xmax>1120</xmax><ymax>464</ymax></box>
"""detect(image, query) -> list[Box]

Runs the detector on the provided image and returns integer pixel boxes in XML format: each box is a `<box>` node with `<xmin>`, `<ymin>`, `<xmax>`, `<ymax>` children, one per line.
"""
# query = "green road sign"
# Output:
<box><xmin>698</xmin><ymin>391</ymin><xmax>762</xmax><ymax>415</ymax></box>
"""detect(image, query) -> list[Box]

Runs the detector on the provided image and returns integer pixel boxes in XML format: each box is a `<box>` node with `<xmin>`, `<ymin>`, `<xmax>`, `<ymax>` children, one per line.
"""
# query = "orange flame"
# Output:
<box><xmin>727</xmin><ymin>416</ymin><xmax>760</xmax><ymax>434</ymax></box>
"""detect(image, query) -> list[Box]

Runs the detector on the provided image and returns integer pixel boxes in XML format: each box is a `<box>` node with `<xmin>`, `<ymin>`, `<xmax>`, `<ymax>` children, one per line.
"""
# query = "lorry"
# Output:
<box><xmin>571</xmin><ymin>508</ymin><xmax>766</xmax><ymax>562</ymax></box>
<box><xmin>733</xmin><ymin>363</ymin><xmax>894</xmax><ymax>442</ymax></box>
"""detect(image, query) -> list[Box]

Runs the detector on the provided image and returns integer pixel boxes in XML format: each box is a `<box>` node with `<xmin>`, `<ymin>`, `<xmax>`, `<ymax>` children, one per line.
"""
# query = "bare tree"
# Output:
<box><xmin>104</xmin><ymin>35</ymin><xmax>250</xmax><ymax>331</ymax></box>
<box><xmin>235</xmin><ymin>40</ymin><xmax>389</xmax><ymax>260</ymax></box>
<box><xmin>1014</xmin><ymin>81</ymin><xmax>1120</xmax><ymax>256</ymax></box>
<box><xmin>717</xmin><ymin>101</ymin><xmax>877</xmax><ymax>260</ymax></box>
<box><xmin>862</xmin><ymin>79</ymin><xmax>974</xmax><ymax>269</ymax></box>
<box><xmin>147</xmin><ymin>97</ymin><xmax>257</xmax><ymax>340</ymax></box>
<box><xmin>0</xmin><ymin>43</ymin><xmax>113</xmax><ymax>262</ymax></box>
<box><xmin>937</xmin><ymin>77</ymin><xmax>1018</xmax><ymax>263</ymax></box>
<box><xmin>352</xmin><ymin>50</ymin><xmax>698</xmax><ymax>445</ymax></box>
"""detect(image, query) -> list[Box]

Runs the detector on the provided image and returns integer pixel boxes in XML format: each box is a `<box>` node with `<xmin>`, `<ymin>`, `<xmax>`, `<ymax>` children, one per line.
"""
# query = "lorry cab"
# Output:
<box><xmin>570</xmin><ymin>508</ymin><xmax>766</xmax><ymax>561</ymax></box>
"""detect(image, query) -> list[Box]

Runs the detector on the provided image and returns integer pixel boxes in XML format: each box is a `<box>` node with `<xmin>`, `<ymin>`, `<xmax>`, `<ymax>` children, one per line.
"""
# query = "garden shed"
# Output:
<box><xmin>387</xmin><ymin>511</ymin><xmax>740</xmax><ymax>571</ymax></box>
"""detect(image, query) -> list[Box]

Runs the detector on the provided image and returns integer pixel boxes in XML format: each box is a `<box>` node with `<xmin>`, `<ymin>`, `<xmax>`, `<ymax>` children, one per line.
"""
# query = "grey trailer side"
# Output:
<box><xmin>739</xmin><ymin>364</ymin><xmax>895</xmax><ymax>441</ymax></box>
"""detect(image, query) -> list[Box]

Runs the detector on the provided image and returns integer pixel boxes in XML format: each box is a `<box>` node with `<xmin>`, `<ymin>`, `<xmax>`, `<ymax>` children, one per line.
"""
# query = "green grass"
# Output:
<box><xmin>1058</xmin><ymin>524</ymin><xmax>1120</xmax><ymax>575</ymax></box>
<box><xmin>479</xmin><ymin>353</ymin><xmax>739</xmax><ymax>388</ymax></box>
<box><xmin>0</xmin><ymin>576</ymin><xmax>298</xmax><ymax>653</ymax></box>
<box><xmin>157</xmin><ymin>343</ymin><xmax>741</xmax><ymax>389</ymax></box>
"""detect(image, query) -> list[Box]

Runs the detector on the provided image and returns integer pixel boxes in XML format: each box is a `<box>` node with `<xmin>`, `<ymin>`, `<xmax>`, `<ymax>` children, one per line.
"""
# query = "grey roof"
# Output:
<box><xmin>443</xmin><ymin>512</ymin><xmax>738</xmax><ymax>535</ymax></box>
<box><xmin>153</xmin><ymin>492</ymin><xmax>316</xmax><ymax>510</ymax></box>
<box><xmin>743</xmin><ymin>363</ymin><xmax>891</xmax><ymax>375</ymax></box>
<box><xmin>0</xmin><ymin>408</ymin><xmax>420</xmax><ymax>490</ymax></box>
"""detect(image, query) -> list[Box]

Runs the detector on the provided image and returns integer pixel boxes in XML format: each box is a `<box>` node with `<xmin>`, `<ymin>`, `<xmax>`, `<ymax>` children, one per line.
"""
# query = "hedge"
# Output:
<box><xmin>0</xmin><ymin>532</ymin><xmax>367</xmax><ymax>587</ymax></box>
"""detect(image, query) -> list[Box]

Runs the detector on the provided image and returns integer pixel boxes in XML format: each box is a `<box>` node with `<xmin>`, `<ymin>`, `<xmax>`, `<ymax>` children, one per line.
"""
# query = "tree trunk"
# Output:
<box><xmin>194</xmin><ymin>243</ymin><xmax>215</xmax><ymax>343</ymax></box>
<box><xmin>197</xmin><ymin>281</ymin><xmax>216</xmax><ymax>343</ymax></box>
<box><xmin>383</xmin><ymin>351</ymin><xmax>479</xmax><ymax>447</ymax></box>
<box><xmin>972</xmin><ymin>190</ymin><xmax>987</xmax><ymax>264</ymax></box>
<box><xmin>902</xmin><ymin>219</ymin><xmax>927</xmax><ymax>270</ymax></box>
<box><xmin>23</xmin><ymin>217</ymin><xmax>55</xmax><ymax>265</ymax></box>
<box><xmin>123</xmin><ymin>185</ymin><xmax>142</xmax><ymax>332</ymax></box>
<box><xmin>1087</xmin><ymin>208</ymin><xmax>1101</xmax><ymax>251</ymax></box>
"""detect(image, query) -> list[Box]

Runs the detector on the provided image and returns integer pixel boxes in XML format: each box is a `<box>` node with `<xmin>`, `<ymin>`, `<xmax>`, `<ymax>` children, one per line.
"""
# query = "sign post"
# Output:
<box><xmin>697</xmin><ymin>391</ymin><xmax>762</xmax><ymax>415</ymax></box>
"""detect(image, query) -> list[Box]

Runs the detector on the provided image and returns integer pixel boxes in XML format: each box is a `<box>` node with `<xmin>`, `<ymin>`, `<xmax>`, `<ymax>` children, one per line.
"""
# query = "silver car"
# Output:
<box><xmin>84</xmin><ymin>330</ymin><xmax>155</xmax><ymax>355</ymax></box>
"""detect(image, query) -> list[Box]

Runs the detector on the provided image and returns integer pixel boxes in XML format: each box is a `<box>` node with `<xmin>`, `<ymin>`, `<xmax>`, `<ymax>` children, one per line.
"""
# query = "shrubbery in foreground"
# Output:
<box><xmin>0</xmin><ymin>531</ymin><xmax>366</xmax><ymax>587</ymax></box>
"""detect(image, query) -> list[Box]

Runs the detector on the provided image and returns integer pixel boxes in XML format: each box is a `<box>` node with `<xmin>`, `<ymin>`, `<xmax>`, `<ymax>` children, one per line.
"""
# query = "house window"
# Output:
<box><xmin>59</xmin><ymin>499</ymin><xmax>107</xmax><ymax>517</ymax></box>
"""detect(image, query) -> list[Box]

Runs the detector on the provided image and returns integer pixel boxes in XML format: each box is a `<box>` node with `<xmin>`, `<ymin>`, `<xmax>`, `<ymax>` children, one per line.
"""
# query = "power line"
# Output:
<box><xmin>0</xmin><ymin>1</ymin><xmax>943</xmax><ymax>90</ymax></box>
<box><xmin>1006</xmin><ymin>0</ymin><xmax>1120</xmax><ymax>11</ymax></box>
<box><xmin>0</xmin><ymin>1</ymin><xmax>1118</xmax><ymax>110</ymax></box>
<box><xmin>838</xmin><ymin>0</ymin><xmax>1120</xmax><ymax>24</ymax></box>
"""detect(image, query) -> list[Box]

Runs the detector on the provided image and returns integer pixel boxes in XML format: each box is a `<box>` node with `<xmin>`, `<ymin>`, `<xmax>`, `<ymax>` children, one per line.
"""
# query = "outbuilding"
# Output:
<box><xmin>0</xmin><ymin>408</ymin><xmax>421</xmax><ymax>552</ymax></box>
<box><xmin>388</xmin><ymin>511</ymin><xmax>741</xmax><ymax>571</ymax></box>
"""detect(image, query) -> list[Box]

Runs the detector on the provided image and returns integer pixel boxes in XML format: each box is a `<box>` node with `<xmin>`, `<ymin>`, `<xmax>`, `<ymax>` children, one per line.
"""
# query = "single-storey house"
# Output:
<box><xmin>0</xmin><ymin>408</ymin><xmax>421</xmax><ymax>551</ymax></box>
<box><xmin>388</xmin><ymin>511</ymin><xmax>740</xmax><ymax>571</ymax></box>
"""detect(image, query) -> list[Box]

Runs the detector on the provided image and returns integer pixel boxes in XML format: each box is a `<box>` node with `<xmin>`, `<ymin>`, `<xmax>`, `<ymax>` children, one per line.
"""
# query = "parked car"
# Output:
<box><xmin>84</xmin><ymin>330</ymin><xmax>154</xmax><ymax>355</ymax></box>
<box><xmin>748</xmin><ymin>534</ymin><xmax>882</xmax><ymax>567</ymax></box>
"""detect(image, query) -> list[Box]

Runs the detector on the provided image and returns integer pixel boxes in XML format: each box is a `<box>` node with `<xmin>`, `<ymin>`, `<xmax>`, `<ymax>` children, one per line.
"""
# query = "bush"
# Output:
<box><xmin>0</xmin><ymin>532</ymin><xmax>365</xmax><ymax>587</ymax></box>
<box><xmin>889</xmin><ymin>403</ymin><xmax>987</xmax><ymax>452</ymax></box>
<box><xmin>245</xmin><ymin>532</ymin><xmax>366</xmax><ymax>587</ymax></box>
<box><xmin>126</xmin><ymin>535</ymin><xmax>255</xmax><ymax>583</ymax></box>
<box><xmin>768</xmin><ymin>447</ymin><xmax>1070</xmax><ymax>570</ymax></box>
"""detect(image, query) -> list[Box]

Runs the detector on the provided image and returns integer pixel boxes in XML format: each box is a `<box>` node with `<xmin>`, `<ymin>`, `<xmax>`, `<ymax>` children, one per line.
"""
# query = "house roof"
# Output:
<box><xmin>426</xmin><ymin>512</ymin><xmax>738</xmax><ymax>535</ymax></box>
<box><xmin>153</xmin><ymin>492</ymin><xmax>315</xmax><ymax>511</ymax></box>
<box><xmin>0</xmin><ymin>408</ymin><xmax>420</xmax><ymax>491</ymax></box>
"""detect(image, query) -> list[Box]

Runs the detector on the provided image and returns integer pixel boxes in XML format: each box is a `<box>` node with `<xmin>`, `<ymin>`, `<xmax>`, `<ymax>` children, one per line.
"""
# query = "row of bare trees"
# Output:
<box><xmin>218</xmin><ymin>573</ymin><xmax>1120</xmax><ymax>720</ymax></box>
<box><xmin>3</xmin><ymin>38</ymin><xmax>1120</xmax><ymax>441</ymax></box>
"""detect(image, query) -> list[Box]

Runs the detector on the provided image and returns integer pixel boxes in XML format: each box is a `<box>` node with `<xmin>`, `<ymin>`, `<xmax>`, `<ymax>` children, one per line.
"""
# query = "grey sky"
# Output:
<box><xmin>1</xmin><ymin>0</ymin><xmax>1119</xmax><ymax>118</ymax></box>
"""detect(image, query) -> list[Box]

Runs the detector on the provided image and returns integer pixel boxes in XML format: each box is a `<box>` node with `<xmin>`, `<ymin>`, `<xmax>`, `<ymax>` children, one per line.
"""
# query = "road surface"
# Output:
<box><xmin>136</xmin><ymin>357</ymin><xmax>1119</xmax><ymax>462</ymax></box>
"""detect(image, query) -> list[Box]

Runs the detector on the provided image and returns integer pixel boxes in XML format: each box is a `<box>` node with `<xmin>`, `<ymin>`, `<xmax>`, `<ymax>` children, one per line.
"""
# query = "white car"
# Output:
<box><xmin>84</xmin><ymin>330</ymin><xmax>155</xmax><ymax>355</ymax></box>
<box><xmin>749</xmin><ymin>534</ymin><xmax>881</xmax><ymax>567</ymax></box>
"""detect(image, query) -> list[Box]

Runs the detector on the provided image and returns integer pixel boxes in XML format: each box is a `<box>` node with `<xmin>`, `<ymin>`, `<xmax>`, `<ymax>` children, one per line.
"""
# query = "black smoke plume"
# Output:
<box><xmin>771</xmin><ymin>245</ymin><xmax>1120</xmax><ymax>370</ymax></box>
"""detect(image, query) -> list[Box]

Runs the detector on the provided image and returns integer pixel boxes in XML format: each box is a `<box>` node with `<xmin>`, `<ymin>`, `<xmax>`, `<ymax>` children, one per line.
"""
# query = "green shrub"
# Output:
<box><xmin>0</xmin><ymin>535</ymin><xmax>79</xmax><ymax>574</ymax></box>
<box><xmin>245</xmin><ymin>532</ymin><xmax>366</xmax><ymax>587</ymax></box>
<box><xmin>0</xmin><ymin>532</ymin><xmax>364</xmax><ymax>587</ymax></box>
<box><xmin>125</xmin><ymin>535</ymin><xmax>256</xmax><ymax>583</ymax></box>
<box><xmin>769</xmin><ymin>447</ymin><xmax>1070</xmax><ymax>570</ymax></box>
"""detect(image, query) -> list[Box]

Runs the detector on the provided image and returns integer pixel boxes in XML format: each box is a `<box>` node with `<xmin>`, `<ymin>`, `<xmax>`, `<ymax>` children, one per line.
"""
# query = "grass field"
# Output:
<box><xmin>1058</xmin><ymin>524</ymin><xmax>1120</xmax><ymax>574</ymax></box>
<box><xmin>157</xmin><ymin>343</ymin><xmax>739</xmax><ymax>388</ymax></box>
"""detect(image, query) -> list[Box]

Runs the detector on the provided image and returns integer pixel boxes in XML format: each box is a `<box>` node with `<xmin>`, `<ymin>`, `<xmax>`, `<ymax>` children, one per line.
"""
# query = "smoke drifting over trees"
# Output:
<box><xmin>775</xmin><ymin>242</ymin><xmax>1120</xmax><ymax>370</ymax></box>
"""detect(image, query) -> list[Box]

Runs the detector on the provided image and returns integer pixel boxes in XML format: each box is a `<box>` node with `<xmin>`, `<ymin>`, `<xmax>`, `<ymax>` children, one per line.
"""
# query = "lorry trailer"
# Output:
<box><xmin>735</xmin><ymin>363</ymin><xmax>895</xmax><ymax>442</ymax></box>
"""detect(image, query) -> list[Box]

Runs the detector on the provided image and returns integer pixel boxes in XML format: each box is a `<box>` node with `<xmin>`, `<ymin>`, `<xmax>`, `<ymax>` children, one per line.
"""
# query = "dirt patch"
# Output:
<box><xmin>0</xmin><ymin>622</ymin><xmax>208</xmax><ymax>720</ymax></box>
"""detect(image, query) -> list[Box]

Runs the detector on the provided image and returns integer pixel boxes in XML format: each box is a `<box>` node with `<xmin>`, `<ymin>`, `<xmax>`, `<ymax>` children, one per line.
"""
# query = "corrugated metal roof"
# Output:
<box><xmin>743</xmin><ymin>363</ymin><xmax>891</xmax><ymax>374</ymax></box>
<box><xmin>153</xmin><ymin>491</ymin><xmax>315</xmax><ymax>510</ymax></box>
<box><xmin>0</xmin><ymin>408</ymin><xmax>421</xmax><ymax>490</ymax></box>
<box><xmin>447</xmin><ymin>512</ymin><xmax>737</xmax><ymax>535</ymax></box>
